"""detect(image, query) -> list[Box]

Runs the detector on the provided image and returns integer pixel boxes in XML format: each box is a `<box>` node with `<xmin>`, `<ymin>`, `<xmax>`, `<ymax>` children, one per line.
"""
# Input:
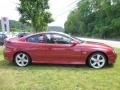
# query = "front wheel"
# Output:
<box><xmin>88</xmin><ymin>52</ymin><xmax>107</xmax><ymax>69</ymax></box>
<box><xmin>14</xmin><ymin>52</ymin><xmax>31</xmax><ymax>67</ymax></box>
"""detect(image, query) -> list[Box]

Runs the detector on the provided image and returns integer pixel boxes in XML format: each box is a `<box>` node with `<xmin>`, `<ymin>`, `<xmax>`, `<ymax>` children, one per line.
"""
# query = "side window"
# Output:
<box><xmin>45</xmin><ymin>34</ymin><xmax>54</xmax><ymax>43</ymax></box>
<box><xmin>46</xmin><ymin>33</ymin><xmax>71</xmax><ymax>44</ymax></box>
<box><xmin>27</xmin><ymin>34</ymin><xmax>46</xmax><ymax>43</ymax></box>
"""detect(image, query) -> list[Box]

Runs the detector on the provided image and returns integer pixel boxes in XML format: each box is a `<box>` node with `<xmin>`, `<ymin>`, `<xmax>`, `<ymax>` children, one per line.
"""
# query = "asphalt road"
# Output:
<box><xmin>78</xmin><ymin>37</ymin><xmax>120</xmax><ymax>48</ymax></box>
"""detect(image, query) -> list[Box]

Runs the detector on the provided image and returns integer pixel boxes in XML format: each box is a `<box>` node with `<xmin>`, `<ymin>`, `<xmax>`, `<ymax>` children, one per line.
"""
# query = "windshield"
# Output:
<box><xmin>71</xmin><ymin>36</ymin><xmax>85</xmax><ymax>43</ymax></box>
<box><xmin>61</xmin><ymin>33</ymin><xmax>84</xmax><ymax>43</ymax></box>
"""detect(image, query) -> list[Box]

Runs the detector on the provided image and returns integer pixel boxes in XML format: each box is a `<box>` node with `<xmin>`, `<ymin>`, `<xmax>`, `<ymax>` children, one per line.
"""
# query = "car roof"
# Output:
<box><xmin>29</xmin><ymin>31</ymin><xmax>67</xmax><ymax>36</ymax></box>
<box><xmin>37</xmin><ymin>31</ymin><xmax>65</xmax><ymax>34</ymax></box>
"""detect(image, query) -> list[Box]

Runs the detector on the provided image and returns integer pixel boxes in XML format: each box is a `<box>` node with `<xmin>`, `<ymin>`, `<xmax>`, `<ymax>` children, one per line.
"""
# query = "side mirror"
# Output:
<box><xmin>71</xmin><ymin>41</ymin><xmax>78</xmax><ymax>46</ymax></box>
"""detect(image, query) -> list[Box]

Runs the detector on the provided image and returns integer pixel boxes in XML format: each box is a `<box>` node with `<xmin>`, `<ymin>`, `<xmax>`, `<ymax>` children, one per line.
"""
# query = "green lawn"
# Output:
<box><xmin>0</xmin><ymin>48</ymin><xmax>120</xmax><ymax>90</ymax></box>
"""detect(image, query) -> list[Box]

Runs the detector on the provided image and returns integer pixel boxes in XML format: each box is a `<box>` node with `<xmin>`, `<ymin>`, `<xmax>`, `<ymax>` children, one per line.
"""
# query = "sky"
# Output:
<box><xmin>0</xmin><ymin>0</ymin><xmax>78</xmax><ymax>27</ymax></box>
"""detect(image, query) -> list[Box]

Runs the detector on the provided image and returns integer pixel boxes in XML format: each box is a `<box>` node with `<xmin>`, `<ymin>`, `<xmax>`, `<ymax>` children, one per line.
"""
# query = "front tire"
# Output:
<box><xmin>14</xmin><ymin>52</ymin><xmax>31</xmax><ymax>67</ymax></box>
<box><xmin>88</xmin><ymin>52</ymin><xmax>107</xmax><ymax>69</ymax></box>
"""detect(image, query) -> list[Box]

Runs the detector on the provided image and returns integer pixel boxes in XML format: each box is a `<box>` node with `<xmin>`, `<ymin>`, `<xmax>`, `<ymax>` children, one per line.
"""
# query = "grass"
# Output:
<box><xmin>0</xmin><ymin>48</ymin><xmax>120</xmax><ymax>90</ymax></box>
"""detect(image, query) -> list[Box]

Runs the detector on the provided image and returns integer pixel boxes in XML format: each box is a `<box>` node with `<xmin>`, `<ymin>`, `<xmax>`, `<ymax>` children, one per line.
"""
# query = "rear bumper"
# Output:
<box><xmin>3</xmin><ymin>47</ymin><xmax>14</xmax><ymax>62</ymax></box>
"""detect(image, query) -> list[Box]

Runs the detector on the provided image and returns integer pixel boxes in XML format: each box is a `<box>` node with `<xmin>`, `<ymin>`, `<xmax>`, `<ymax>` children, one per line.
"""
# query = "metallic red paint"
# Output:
<box><xmin>3</xmin><ymin>32</ymin><xmax>117</xmax><ymax>66</ymax></box>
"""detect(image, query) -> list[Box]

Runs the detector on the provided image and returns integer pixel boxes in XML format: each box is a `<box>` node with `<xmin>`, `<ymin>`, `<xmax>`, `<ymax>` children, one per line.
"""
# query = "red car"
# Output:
<box><xmin>3</xmin><ymin>32</ymin><xmax>117</xmax><ymax>68</ymax></box>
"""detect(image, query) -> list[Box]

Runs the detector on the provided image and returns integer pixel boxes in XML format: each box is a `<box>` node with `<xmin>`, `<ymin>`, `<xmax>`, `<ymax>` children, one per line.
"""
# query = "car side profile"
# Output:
<box><xmin>3</xmin><ymin>32</ymin><xmax>117</xmax><ymax>68</ymax></box>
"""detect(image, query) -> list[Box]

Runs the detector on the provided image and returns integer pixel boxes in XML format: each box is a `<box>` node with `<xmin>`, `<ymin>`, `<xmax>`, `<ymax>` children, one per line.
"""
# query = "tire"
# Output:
<box><xmin>14</xmin><ymin>52</ymin><xmax>31</xmax><ymax>67</ymax></box>
<box><xmin>88</xmin><ymin>52</ymin><xmax>107</xmax><ymax>69</ymax></box>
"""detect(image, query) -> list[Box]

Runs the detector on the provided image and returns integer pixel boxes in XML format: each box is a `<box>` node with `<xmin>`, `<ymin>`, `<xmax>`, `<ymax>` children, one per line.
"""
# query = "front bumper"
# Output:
<box><xmin>108</xmin><ymin>50</ymin><xmax>117</xmax><ymax>64</ymax></box>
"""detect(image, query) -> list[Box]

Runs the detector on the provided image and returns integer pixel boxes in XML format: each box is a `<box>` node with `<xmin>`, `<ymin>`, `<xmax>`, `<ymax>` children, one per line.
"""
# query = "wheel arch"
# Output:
<box><xmin>13</xmin><ymin>51</ymin><xmax>32</xmax><ymax>63</ymax></box>
<box><xmin>86</xmin><ymin>51</ymin><xmax>108</xmax><ymax>65</ymax></box>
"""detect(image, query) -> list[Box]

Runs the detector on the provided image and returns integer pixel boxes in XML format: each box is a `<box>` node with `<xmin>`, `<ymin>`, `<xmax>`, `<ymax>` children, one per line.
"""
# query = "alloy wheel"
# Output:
<box><xmin>89</xmin><ymin>53</ymin><xmax>106</xmax><ymax>68</ymax></box>
<box><xmin>15</xmin><ymin>53</ymin><xmax>30</xmax><ymax>67</ymax></box>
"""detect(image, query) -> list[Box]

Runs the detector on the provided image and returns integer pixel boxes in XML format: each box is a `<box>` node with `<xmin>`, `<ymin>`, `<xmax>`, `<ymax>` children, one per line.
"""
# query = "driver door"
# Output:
<box><xmin>44</xmin><ymin>33</ymin><xmax>82</xmax><ymax>64</ymax></box>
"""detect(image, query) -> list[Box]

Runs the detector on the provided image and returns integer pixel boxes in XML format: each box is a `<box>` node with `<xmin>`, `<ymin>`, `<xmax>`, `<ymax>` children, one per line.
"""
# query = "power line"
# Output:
<box><xmin>54</xmin><ymin>0</ymin><xmax>80</xmax><ymax>19</ymax></box>
<box><xmin>65</xmin><ymin>0</ymin><xmax>79</xmax><ymax>8</ymax></box>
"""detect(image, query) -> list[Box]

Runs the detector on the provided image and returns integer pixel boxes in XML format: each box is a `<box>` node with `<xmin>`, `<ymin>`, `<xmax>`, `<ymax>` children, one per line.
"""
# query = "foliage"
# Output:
<box><xmin>48</xmin><ymin>26</ymin><xmax>64</xmax><ymax>32</ymax></box>
<box><xmin>0</xmin><ymin>20</ymin><xmax>64</xmax><ymax>33</ymax></box>
<box><xmin>18</xmin><ymin>0</ymin><xmax>53</xmax><ymax>32</ymax></box>
<box><xmin>65</xmin><ymin>0</ymin><xmax>120</xmax><ymax>39</ymax></box>
<box><xmin>0</xmin><ymin>47</ymin><xmax>120</xmax><ymax>90</ymax></box>
<box><xmin>0</xmin><ymin>20</ymin><xmax>32</xmax><ymax>32</ymax></box>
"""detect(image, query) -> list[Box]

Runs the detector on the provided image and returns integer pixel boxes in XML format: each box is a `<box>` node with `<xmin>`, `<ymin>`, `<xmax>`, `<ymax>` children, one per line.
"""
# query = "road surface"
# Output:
<box><xmin>78</xmin><ymin>37</ymin><xmax>120</xmax><ymax>48</ymax></box>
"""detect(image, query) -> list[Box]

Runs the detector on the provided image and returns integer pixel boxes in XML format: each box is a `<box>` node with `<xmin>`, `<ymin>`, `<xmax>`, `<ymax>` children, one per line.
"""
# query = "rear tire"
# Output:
<box><xmin>14</xmin><ymin>52</ymin><xmax>31</xmax><ymax>67</ymax></box>
<box><xmin>88</xmin><ymin>52</ymin><xmax>107</xmax><ymax>69</ymax></box>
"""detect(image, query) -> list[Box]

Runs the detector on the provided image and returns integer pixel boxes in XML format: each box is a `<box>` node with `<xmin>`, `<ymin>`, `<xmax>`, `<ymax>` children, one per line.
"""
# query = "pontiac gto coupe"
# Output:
<box><xmin>3</xmin><ymin>32</ymin><xmax>117</xmax><ymax>68</ymax></box>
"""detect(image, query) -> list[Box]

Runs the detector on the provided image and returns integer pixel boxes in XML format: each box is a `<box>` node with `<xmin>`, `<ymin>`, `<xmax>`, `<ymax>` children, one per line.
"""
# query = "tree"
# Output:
<box><xmin>18</xmin><ymin>0</ymin><xmax>53</xmax><ymax>32</ymax></box>
<box><xmin>65</xmin><ymin>0</ymin><xmax>120</xmax><ymax>39</ymax></box>
<box><xmin>0</xmin><ymin>20</ymin><xmax>32</xmax><ymax>32</ymax></box>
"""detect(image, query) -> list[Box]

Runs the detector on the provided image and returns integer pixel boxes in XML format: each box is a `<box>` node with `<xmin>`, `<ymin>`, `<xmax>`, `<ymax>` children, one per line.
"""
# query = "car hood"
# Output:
<box><xmin>80</xmin><ymin>41</ymin><xmax>113</xmax><ymax>49</ymax></box>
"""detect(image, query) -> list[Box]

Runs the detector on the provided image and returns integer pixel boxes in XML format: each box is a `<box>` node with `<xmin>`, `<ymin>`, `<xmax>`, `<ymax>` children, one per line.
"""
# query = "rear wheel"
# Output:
<box><xmin>14</xmin><ymin>52</ymin><xmax>31</xmax><ymax>67</ymax></box>
<box><xmin>88</xmin><ymin>52</ymin><xmax>107</xmax><ymax>69</ymax></box>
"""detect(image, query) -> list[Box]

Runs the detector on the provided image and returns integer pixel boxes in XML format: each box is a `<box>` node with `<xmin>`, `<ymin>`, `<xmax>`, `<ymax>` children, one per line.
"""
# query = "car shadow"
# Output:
<box><xmin>0</xmin><ymin>60</ymin><xmax>114</xmax><ymax>71</ymax></box>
